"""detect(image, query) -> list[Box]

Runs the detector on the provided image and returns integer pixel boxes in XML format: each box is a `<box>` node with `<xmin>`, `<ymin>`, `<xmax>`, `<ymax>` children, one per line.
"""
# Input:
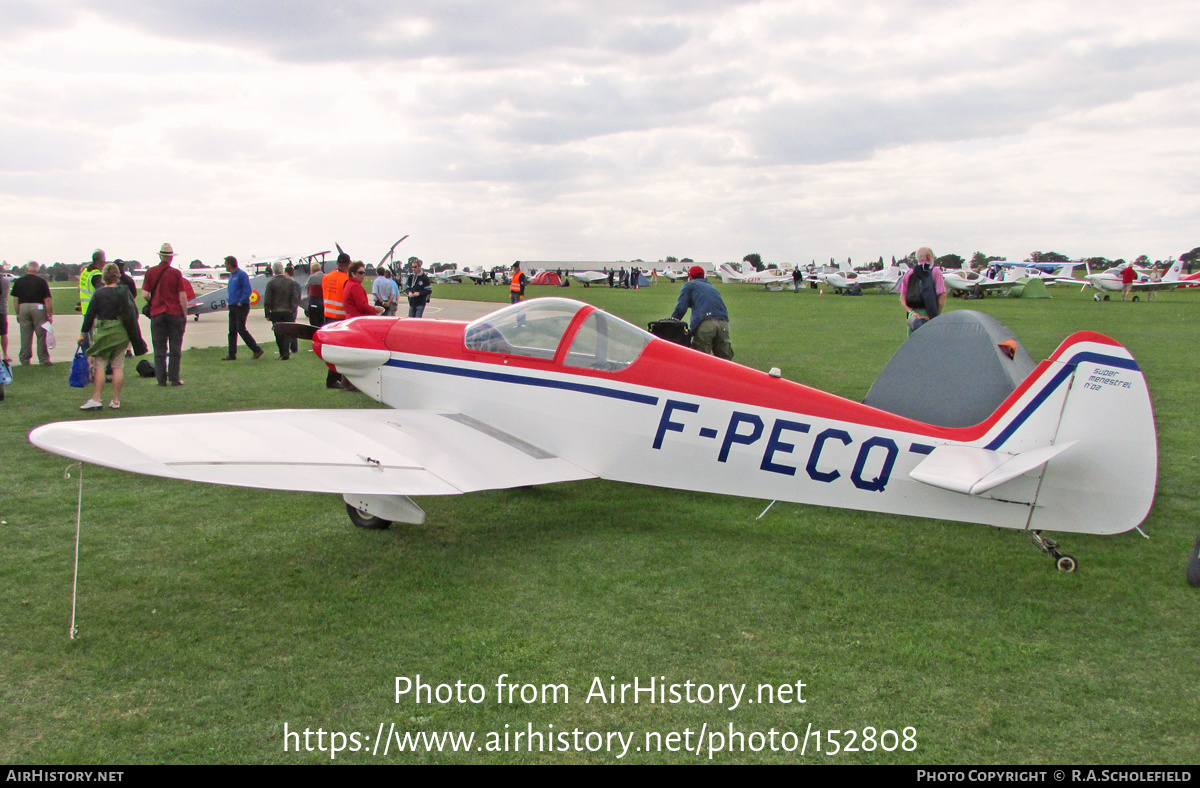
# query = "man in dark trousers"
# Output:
<box><xmin>404</xmin><ymin>259</ymin><xmax>433</xmax><ymax>317</ymax></box>
<box><xmin>671</xmin><ymin>266</ymin><xmax>733</xmax><ymax>360</ymax></box>
<box><xmin>11</xmin><ymin>261</ymin><xmax>54</xmax><ymax>365</ymax></box>
<box><xmin>509</xmin><ymin>262</ymin><xmax>527</xmax><ymax>304</ymax></box>
<box><xmin>141</xmin><ymin>242</ymin><xmax>189</xmax><ymax>386</ymax></box>
<box><xmin>221</xmin><ymin>256</ymin><xmax>264</xmax><ymax>361</ymax></box>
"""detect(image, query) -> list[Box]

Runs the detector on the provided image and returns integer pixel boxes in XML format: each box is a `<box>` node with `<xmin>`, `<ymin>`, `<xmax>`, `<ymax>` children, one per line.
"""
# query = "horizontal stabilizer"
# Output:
<box><xmin>910</xmin><ymin>442</ymin><xmax>1077</xmax><ymax>495</ymax></box>
<box><xmin>272</xmin><ymin>322</ymin><xmax>318</xmax><ymax>341</ymax></box>
<box><xmin>29</xmin><ymin>409</ymin><xmax>595</xmax><ymax>496</ymax></box>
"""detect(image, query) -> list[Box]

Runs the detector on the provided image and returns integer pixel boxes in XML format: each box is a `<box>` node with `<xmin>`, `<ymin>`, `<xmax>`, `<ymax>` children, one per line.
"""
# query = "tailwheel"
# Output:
<box><xmin>1030</xmin><ymin>531</ymin><xmax>1079</xmax><ymax>572</ymax></box>
<box><xmin>345</xmin><ymin>503</ymin><xmax>392</xmax><ymax>530</ymax></box>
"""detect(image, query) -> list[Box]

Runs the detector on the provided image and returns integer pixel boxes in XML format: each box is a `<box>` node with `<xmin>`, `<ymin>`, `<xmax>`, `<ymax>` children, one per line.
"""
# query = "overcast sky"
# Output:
<box><xmin>1</xmin><ymin>0</ymin><xmax>1197</xmax><ymax>269</ymax></box>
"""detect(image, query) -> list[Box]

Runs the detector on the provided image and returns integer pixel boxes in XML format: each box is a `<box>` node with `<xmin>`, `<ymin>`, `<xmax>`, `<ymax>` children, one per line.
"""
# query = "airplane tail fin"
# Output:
<box><xmin>1163</xmin><ymin>259</ymin><xmax>1184</xmax><ymax>283</ymax></box>
<box><xmin>912</xmin><ymin>332</ymin><xmax>1157</xmax><ymax>535</ymax></box>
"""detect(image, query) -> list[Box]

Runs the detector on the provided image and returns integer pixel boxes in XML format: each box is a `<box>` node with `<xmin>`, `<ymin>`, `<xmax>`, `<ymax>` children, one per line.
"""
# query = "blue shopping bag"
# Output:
<box><xmin>0</xmin><ymin>360</ymin><xmax>11</xmax><ymax>386</ymax></box>
<box><xmin>69</xmin><ymin>344</ymin><xmax>91</xmax><ymax>388</ymax></box>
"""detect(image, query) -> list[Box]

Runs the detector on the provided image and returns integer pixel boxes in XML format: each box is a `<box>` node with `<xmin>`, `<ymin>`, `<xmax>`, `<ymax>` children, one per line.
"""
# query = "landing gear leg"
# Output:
<box><xmin>1029</xmin><ymin>530</ymin><xmax>1077</xmax><ymax>572</ymax></box>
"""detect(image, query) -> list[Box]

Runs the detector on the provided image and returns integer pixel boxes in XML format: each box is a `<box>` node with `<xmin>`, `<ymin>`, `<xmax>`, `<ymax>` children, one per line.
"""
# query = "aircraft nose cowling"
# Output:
<box><xmin>315</xmin><ymin>317</ymin><xmax>393</xmax><ymax>369</ymax></box>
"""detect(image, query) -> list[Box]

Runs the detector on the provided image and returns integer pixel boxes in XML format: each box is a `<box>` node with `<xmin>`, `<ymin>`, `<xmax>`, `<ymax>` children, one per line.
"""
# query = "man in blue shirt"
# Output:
<box><xmin>671</xmin><ymin>265</ymin><xmax>733</xmax><ymax>360</ymax></box>
<box><xmin>371</xmin><ymin>268</ymin><xmax>400</xmax><ymax>316</ymax></box>
<box><xmin>221</xmin><ymin>256</ymin><xmax>263</xmax><ymax>360</ymax></box>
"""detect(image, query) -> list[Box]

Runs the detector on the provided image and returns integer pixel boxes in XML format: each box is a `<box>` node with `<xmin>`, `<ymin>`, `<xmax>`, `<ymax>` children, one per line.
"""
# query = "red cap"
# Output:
<box><xmin>688</xmin><ymin>265</ymin><xmax>705</xmax><ymax>279</ymax></box>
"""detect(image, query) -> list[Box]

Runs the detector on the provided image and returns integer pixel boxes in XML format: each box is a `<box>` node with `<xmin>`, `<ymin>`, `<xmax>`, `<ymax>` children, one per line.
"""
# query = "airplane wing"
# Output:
<box><xmin>1131</xmin><ymin>279</ymin><xmax>1188</xmax><ymax>292</ymax></box>
<box><xmin>29</xmin><ymin>409</ymin><xmax>595</xmax><ymax>496</ymax></box>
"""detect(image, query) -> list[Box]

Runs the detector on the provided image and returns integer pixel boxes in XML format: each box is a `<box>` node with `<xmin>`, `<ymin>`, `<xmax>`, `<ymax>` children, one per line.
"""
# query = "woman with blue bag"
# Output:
<box><xmin>78</xmin><ymin>263</ymin><xmax>148</xmax><ymax>410</ymax></box>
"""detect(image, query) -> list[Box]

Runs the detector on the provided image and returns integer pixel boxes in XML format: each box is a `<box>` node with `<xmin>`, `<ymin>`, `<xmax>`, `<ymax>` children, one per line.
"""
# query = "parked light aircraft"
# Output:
<box><xmin>432</xmin><ymin>267</ymin><xmax>487</xmax><ymax>284</ymax></box>
<box><xmin>997</xmin><ymin>261</ymin><xmax>1083</xmax><ymax>278</ymax></box>
<box><xmin>186</xmin><ymin>271</ymin><xmax>274</xmax><ymax>318</ymax></box>
<box><xmin>1065</xmin><ymin>259</ymin><xmax>1189</xmax><ymax>300</ymax></box>
<box><xmin>716</xmin><ymin>263</ymin><xmax>793</xmax><ymax>289</ymax></box>
<box><xmin>180</xmin><ymin>254</ymin><xmax>307</xmax><ymax>318</ymax></box>
<box><xmin>813</xmin><ymin>266</ymin><xmax>904</xmax><ymax>294</ymax></box>
<box><xmin>30</xmin><ymin>297</ymin><xmax>1155</xmax><ymax>572</ymax></box>
<box><xmin>570</xmin><ymin>271</ymin><xmax>610</xmax><ymax>286</ymax></box>
<box><xmin>661</xmin><ymin>266</ymin><xmax>691</xmax><ymax>282</ymax></box>
<box><xmin>993</xmin><ymin>262</ymin><xmax>1087</xmax><ymax>286</ymax></box>
<box><xmin>942</xmin><ymin>269</ymin><xmax>1013</xmax><ymax>295</ymax></box>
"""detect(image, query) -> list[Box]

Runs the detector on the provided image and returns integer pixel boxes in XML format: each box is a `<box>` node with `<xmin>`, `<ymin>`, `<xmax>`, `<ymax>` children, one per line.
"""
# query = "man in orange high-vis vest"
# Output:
<box><xmin>510</xmin><ymin>262</ymin><xmax>526</xmax><ymax>304</ymax></box>
<box><xmin>322</xmin><ymin>253</ymin><xmax>352</xmax><ymax>388</ymax></box>
<box><xmin>323</xmin><ymin>253</ymin><xmax>351</xmax><ymax>322</ymax></box>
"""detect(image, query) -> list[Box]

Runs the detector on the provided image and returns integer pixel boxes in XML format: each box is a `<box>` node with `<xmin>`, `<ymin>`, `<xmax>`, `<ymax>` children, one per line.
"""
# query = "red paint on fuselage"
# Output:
<box><xmin>316</xmin><ymin>315</ymin><xmax>1122</xmax><ymax>444</ymax></box>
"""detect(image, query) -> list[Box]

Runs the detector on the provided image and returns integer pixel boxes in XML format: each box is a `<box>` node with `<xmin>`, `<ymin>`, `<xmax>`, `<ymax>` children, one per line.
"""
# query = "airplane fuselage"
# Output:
<box><xmin>315</xmin><ymin>299</ymin><xmax>1153</xmax><ymax>535</ymax></box>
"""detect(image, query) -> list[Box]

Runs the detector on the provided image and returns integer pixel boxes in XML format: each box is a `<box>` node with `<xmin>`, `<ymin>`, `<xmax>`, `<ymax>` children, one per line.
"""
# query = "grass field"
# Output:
<box><xmin>2</xmin><ymin>279</ymin><xmax>1198</xmax><ymax>764</ymax></box>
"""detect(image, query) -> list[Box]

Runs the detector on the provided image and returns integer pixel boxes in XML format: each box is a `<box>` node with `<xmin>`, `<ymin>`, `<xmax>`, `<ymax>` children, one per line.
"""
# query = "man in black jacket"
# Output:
<box><xmin>404</xmin><ymin>259</ymin><xmax>433</xmax><ymax>318</ymax></box>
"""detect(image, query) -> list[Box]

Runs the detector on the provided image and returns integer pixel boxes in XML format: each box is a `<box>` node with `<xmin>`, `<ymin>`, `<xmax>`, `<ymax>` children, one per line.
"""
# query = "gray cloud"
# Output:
<box><xmin>75</xmin><ymin>0</ymin><xmax>741</xmax><ymax>64</ymax></box>
<box><xmin>747</xmin><ymin>37</ymin><xmax>1200</xmax><ymax>164</ymax></box>
<box><xmin>0</xmin><ymin>0</ymin><xmax>77</xmax><ymax>40</ymax></box>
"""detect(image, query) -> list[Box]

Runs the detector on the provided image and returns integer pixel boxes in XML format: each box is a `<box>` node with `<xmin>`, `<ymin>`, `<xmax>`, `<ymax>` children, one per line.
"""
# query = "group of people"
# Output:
<box><xmin>605</xmin><ymin>266</ymin><xmax>651</xmax><ymax>289</ymax></box>
<box><xmin>303</xmin><ymin>253</ymin><xmax>434</xmax><ymax>388</ymax></box>
<box><xmin>72</xmin><ymin>243</ymin><xmax>299</xmax><ymax>408</ymax></box>
<box><xmin>3</xmin><ymin>241</ymin><xmax>951</xmax><ymax>409</ymax></box>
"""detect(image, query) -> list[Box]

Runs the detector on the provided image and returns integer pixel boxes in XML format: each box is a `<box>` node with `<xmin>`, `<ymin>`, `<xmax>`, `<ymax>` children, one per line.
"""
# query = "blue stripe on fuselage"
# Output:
<box><xmin>386</xmin><ymin>348</ymin><xmax>1137</xmax><ymax>452</ymax></box>
<box><xmin>384</xmin><ymin>358</ymin><xmax>661</xmax><ymax>406</ymax></box>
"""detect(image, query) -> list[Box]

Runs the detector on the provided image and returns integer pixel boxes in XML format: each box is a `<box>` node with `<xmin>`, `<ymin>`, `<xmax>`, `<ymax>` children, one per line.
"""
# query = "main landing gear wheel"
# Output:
<box><xmin>1030</xmin><ymin>530</ymin><xmax>1078</xmax><ymax>572</ymax></box>
<box><xmin>1132</xmin><ymin>295</ymin><xmax>1140</xmax><ymax>302</ymax></box>
<box><xmin>345</xmin><ymin>503</ymin><xmax>392</xmax><ymax>530</ymax></box>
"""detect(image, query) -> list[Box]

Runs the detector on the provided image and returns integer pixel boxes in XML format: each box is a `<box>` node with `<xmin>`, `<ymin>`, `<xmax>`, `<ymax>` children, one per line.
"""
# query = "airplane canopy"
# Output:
<box><xmin>464</xmin><ymin>298</ymin><xmax>652</xmax><ymax>372</ymax></box>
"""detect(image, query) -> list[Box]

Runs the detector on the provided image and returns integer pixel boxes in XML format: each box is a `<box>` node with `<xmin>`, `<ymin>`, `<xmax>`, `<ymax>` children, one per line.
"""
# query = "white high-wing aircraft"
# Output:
<box><xmin>1064</xmin><ymin>259</ymin><xmax>1190</xmax><ymax>301</ymax></box>
<box><xmin>30</xmin><ymin>298</ymin><xmax>1156</xmax><ymax>572</ymax></box>
<box><xmin>716</xmin><ymin>263</ymin><xmax>793</xmax><ymax>289</ymax></box>
<box><xmin>996</xmin><ymin>261</ymin><xmax>1082</xmax><ymax>279</ymax></box>
<box><xmin>814</xmin><ymin>266</ymin><xmax>904</xmax><ymax>293</ymax></box>
<box><xmin>995</xmin><ymin>262</ymin><xmax>1086</xmax><ymax>285</ymax></box>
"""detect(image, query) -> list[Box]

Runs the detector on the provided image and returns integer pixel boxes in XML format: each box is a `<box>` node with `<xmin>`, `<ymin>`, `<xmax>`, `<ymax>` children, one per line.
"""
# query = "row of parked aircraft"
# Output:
<box><xmin>712</xmin><ymin>258</ymin><xmax>1200</xmax><ymax>301</ymax></box>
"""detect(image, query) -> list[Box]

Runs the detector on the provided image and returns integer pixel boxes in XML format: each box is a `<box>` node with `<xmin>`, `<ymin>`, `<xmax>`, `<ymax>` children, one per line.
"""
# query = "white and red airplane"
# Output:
<box><xmin>716</xmin><ymin>263</ymin><xmax>794</xmax><ymax>289</ymax></box>
<box><xmin>1063</xmin><ymin>259</ymin><xmax>1194</xmax><ymax>300</ymax></box>
<box><xmin>29</xmin><ymin>297</ymin><xmax>1156</xmax><ymax>571</ymax></box>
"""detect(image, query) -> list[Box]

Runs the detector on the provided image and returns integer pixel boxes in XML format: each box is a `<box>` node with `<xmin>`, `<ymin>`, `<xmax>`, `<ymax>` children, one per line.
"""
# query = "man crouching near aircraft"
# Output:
<box><xmin>671</xmin><ymin>265</ymin><xmax>733</xmax><ymax>360</ymax></box>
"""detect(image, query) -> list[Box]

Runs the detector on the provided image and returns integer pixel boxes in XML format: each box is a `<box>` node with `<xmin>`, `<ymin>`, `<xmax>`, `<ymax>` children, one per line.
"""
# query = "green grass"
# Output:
<box><xmin>3</xmin><ymin>281</ymin><xmax>1198</xmax><ymax>764</ymax></box>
